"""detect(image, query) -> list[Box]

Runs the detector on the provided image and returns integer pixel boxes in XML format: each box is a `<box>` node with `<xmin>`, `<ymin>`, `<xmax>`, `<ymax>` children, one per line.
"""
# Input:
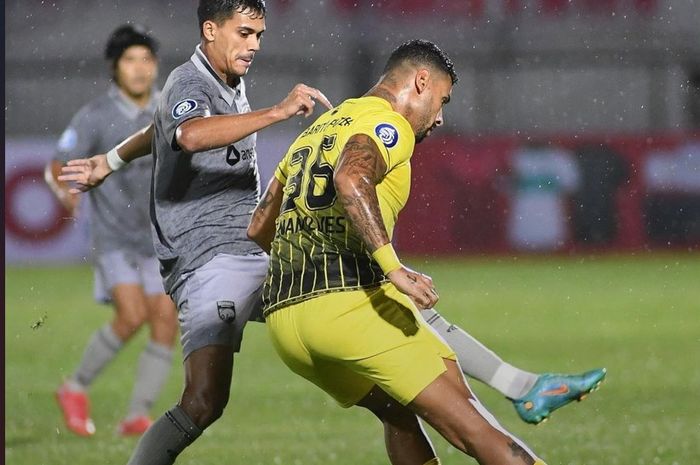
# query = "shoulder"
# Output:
<box><xmin>358</xmin><ymin>105</ymin><xmax>413</xmax><ymax>151</ymax></box>
<box><xmin>69</xmin><ymin>92</ymin><xmax>114</xmax><ymax>127</ymax></box>
<box><xmin>163</xmin><ymin>62</ymin><xmax>211</xmax><ymax>93</ymax></box>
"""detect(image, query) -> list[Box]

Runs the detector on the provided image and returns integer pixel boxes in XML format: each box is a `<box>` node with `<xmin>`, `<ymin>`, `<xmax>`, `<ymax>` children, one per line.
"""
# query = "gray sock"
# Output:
<box><xmin>421</xmin><ymin>308</ymin><xmax>538</xmax><ymax>399</ymax></box>
<box><xmin>127</xmin><ymin>341</ymin><xmax>174</xmax><ymax>418</ymax></box>
<box><xmin>127</xmin><ymin>405</ymin><xmax>203</xmax><ymax>465</ymax></box>
<box><xmin>71</xmin><ymin>323</ymin><xmax>123</xmax><ymax>388</ymax></box>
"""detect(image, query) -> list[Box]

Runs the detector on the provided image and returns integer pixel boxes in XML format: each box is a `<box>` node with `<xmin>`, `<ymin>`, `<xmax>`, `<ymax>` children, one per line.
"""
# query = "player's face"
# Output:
<box><xmin>115</xmin><ymin>45</ymin><xmax>158</xmax><ymax>99</ymax></box>
<box><xmin>209</xmin><ymin>10</ymin><xmax>266</xmax><ymax>79</ymax></box>
<box><xmin>415</xmin><ymin>72</ymin><xmax>452</xmax><ymax>144</ymax></box>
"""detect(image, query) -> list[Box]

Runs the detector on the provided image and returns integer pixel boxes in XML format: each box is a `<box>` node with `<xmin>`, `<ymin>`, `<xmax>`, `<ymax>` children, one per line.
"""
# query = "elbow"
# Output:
<box><xmin>175</xmin><ymin>126</ymin><xmax>201</xmax><ymax>154</ymax></box>
<box><xmin>246</xmin><ymin>224</ymin><xmax>260</xmax><ymax>243</ymax></box>
<box><xmin>246</xmin><ymin>222</ymin><xmax>266</xmax><ymax>248</ymax></box>
<box><xmin>247</xmin><ymin>226</ymin><xmax>270</xmax><ymax>254</ymax></box>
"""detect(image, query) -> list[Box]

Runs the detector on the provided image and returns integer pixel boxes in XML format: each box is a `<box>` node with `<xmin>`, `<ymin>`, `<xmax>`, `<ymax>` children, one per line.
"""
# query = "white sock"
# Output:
<box><xmin>127</xmin><ymin>341</ymin><xmax>174</xmax><ymax>418</ymax></box>
<box><xmin>421</xmin><ymin>308</ymin><xmax>538</xmax><ymax>399</ymax></box>
<box><xmin>71</xmin><ymin>323</ymin><xmax>123</xmax><ymax>388</ymax></box>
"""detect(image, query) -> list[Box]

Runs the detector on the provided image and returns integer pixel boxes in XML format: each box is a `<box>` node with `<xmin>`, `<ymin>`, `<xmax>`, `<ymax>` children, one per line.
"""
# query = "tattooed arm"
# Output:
<box><xmin>247</xmin><ymin>176</ymin><xmax>284</xmax><ymax>253</ymax></box>
<box><xmin>333</xmin><ymin>134</ymin><xmax>389</xmax><ymax>251</ymax></box>
<box><xmin>334</xmin><ymin>134</ymin><xmax>438</xmax><ymax>309</ymax></box>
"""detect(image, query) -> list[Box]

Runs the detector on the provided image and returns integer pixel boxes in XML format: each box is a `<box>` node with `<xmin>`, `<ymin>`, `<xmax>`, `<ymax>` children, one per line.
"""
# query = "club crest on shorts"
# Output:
<box><xmin>172</xmin><ymin>99</ymin><xmax>198</xmax><ymax>119</ymax></box>
<box><xmin>217</xmin><ymin>301</ymin><xmax>236</xmax><ymax>324</ymax></box>
<box><xmin>375</xmin><ymin>123</ymin><xmax>399</xmax><ymax>148</ymax></box>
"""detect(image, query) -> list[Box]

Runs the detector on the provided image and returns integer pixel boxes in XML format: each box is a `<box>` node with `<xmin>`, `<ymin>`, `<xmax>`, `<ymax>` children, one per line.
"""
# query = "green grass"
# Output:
<box><xmin>5</xmin><ymin>253</ymin><xmax>700</xmax><ymax>464</ymax></box>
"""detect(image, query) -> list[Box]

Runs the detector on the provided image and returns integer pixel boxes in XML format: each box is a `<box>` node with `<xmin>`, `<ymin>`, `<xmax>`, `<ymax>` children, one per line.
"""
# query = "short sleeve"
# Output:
<box><xmin>55</xmin><ymin>107</ymin><xmax>97</xmax><ymax>162</ymax></box>
<box><xmin>349</xmin><ymin>110</ymin><xmax>415</xmax><ymax>173</ymax></box>
<box><xmin>160</xmin><ymin>76</ymin><xmax>213</xmax><ymax>149</ymax></box>
<box><xmin>274</xmin><ymin>149</ymin><xmax>292</xmax><ymax>184</ymax></box>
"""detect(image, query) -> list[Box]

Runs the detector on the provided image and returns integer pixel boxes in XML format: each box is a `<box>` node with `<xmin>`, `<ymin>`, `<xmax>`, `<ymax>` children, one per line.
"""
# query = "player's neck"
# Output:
<box><xmin>120</xmin><ymin>87</ymin><xmax>152</xmax><ymax>109</ymax></box>
<box><xmin>365</xmin><ymin>84</ymin><xmax>397</xmax><ymax>109</ymax></box>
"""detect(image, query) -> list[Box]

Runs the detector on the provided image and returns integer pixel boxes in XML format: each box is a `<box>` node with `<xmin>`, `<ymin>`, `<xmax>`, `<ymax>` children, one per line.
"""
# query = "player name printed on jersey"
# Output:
<box><xmin>299</xmin><ymin>116</ymin><xmax>354</xmax><ymax>138</ymax></box>
<box><xmin>276</xmin><ymin>215</ymin><xmax>347</xmax><ymax>236</ymax></box>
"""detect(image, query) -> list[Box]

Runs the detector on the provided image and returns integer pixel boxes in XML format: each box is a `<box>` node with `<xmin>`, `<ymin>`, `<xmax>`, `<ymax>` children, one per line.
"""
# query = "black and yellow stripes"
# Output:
<box><xmin>263</xmin><ymin>227</ymin><xmax>384</xmax><ymax>315</ymax></box>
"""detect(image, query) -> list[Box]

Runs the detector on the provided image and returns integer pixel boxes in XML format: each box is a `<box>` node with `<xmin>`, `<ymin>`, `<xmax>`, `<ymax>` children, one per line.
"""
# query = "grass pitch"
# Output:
<box><xmin>5</xmin><ymin>253</ymin><xmax>700</xmax><ymax>464</ymax></box>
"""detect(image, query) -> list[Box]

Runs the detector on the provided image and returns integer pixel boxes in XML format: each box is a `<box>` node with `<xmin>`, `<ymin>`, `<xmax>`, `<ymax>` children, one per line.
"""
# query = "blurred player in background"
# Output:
<box><xmin>249</xmin><ymin>39</ymin><xmax>550</xmax><ymax>465</ymax></box>
<box><xmin>45</xmin><ymin>25</ymin><xmax>178</xmax><ymax>437</ymax></box>
<box><xmin>58</xmin><ymin>1</ymin><xmax>332</xmax><ymax>463</ymax></box>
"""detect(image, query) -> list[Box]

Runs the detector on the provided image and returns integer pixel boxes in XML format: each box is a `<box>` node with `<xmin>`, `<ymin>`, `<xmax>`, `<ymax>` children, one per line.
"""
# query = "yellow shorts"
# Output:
<box><xmin>266</xmin><ymin>282</ymin><xmax>456</xmax><ymax>408</ymax></box>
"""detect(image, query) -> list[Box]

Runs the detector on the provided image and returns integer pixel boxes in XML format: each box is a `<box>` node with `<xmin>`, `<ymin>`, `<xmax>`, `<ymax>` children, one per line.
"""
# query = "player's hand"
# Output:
<box><xmin>57</xmin><ymin>154</ymin><xmax>113</xmax><ymax>193</ymax></box>
<box><xmin>275</xmin><ymin>83</ymin><xmax>333</xmax><ymax>119</ymax></box>
<box><xmin>386</xmin><ymin>266</ymin><xmax>439</xmax><ymax>309</ymax></box>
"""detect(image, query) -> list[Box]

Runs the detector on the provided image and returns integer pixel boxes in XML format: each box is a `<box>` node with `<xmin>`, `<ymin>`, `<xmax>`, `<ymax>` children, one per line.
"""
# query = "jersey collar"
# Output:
<box><xmin>190</xmin><ymin>44</ymin><xmax>242</xmax><ymax>107</ymax></box>
<box><xmin>108</xmin><ymin>84</ymin><xmax>160</xmax><ymax>120</ymax></box>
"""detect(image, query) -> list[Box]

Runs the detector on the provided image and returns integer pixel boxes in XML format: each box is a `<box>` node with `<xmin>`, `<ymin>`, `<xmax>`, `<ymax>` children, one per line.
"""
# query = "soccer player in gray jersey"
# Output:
<box><xmin>59</xmin><ymin>1</ymin><xmax>332</xmax><ymax>464</ymax></box>
<box><xmin>45</xmin><ymin>25</ymin><xmax>178</xmax><ymax>437</ymax></box>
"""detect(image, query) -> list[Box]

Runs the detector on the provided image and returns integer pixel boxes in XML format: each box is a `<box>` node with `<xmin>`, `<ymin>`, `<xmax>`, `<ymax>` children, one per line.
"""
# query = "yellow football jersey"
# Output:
<box><xmin>263</xmin><ymin>96</ymin><xmax>416</xmax><ymax>315</ymax></box>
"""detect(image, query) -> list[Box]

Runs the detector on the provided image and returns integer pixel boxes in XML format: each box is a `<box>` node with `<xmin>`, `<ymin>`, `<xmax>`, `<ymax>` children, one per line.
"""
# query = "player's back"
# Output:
<box><xmin>263</xmin><ymin>96</ymin><xmax>416</xmax><ymax>314</ymax></box>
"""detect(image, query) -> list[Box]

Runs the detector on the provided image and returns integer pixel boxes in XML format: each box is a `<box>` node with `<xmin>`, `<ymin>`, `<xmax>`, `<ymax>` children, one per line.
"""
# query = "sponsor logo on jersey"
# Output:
<box><xmin>217</xmin><ymin>300</ymin><xmax>236</xmax><ymax>324</ymax></box>
<box><xmin>172</xmin><ymin>99</ymin><xmax>198</xmax><ymax>119</ymax></box>
<box><xmin>375</xmin><ymin>123</ymin><xmax>398</xmax><ymax>148</ymax></box>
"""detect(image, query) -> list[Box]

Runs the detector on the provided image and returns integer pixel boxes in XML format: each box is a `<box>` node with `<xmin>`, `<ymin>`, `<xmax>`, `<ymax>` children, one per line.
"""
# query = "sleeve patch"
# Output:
<box><xmin>57</xmin><ymin>128</ymin><xmax>78</xmax><ymax>152</ymax></box>
<box><xmin>172</xmin><ymin>99</ymin><xmax>198</xmax><ymax>119</ymax></box>
<box><xmin>374</xmin><ymin>123</ymin><xmax>399</xmax><ymax>148</ymax></box>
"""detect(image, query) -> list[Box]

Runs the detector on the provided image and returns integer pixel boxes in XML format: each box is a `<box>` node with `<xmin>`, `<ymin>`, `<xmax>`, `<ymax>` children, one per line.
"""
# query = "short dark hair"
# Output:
<box><xmin>104</xmin><ymin>24</ymin><xmax>158</xmax><ymax>66</ymax></box>
<box><xmin>384</xmin><ymin>40</ymin><xmax>458</xmax><ymax>85</ymax></box>
<box><xmin>198</xmin><ymin>0</ymin><xmax>266</xmax><ymax>34</ymax></box>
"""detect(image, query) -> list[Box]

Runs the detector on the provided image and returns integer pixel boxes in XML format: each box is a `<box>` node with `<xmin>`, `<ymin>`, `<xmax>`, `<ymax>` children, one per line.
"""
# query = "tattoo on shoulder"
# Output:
<box><xmin>340</xmin><ymin>134</ymin><xmax>387</xmax><ymax>182</ymax></box>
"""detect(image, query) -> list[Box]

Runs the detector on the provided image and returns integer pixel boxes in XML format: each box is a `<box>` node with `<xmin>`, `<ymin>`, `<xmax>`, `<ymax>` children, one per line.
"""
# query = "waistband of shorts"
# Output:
<box><xmin>263</xmin><ymin>282</ymin><xmax>385</xmax><ymax>318</ymax></box>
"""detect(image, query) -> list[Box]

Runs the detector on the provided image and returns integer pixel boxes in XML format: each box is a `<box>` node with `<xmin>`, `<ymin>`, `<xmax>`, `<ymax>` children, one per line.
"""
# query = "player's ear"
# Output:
<box><xmin>414</xmin><ymin>68</ymin><xmax>430</xmax><ymax>95</ymax></box>
<box><xmin>202</xmin><ymin>20</ymin><xmax>217</xmax><ymax>42</ymax></box>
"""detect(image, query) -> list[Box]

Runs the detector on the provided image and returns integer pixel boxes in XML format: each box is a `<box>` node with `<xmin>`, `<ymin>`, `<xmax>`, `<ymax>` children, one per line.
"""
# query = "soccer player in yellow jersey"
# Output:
<box><xmin>248</xmin><ymin>40</ymin><xmax>547</xmax><ymax>465</ymax></box>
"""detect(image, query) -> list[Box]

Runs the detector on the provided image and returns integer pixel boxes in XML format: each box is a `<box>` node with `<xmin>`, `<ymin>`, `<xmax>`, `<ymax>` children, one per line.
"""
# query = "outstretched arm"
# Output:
<box><xmin>247</xmin><ymin>177</ymin><xmax>285</xmax><ymax>253</ymax></box>
<box><xmin>58</xmin><ymin>123</ymin><xmax>154</xmax><ymax>193</ymax></box>
<box><xmin>333</xmin><ymin>134</ymin><xmax>439</xmax><ymax>309</ymax></box>
<box><xmin>176</xmin><ymin>84</ymin><xmax>332</xmax><ymax>154</ymax></box>
<box><xmin>45</xmin><ymin>159</ymin><xmax>80</xmax><ymax>215</ymax></box>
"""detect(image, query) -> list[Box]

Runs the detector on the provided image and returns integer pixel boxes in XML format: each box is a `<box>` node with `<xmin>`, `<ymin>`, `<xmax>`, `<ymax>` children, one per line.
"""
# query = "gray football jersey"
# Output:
<box><xmin>55</xmin><ymin>85</ymin><xmax>159</xmax><ymax>256</ymax></box>
<box><xmin>151</xmin><ymin>45</ymin><xmax>261</xmax><ymax>294</ymax></box>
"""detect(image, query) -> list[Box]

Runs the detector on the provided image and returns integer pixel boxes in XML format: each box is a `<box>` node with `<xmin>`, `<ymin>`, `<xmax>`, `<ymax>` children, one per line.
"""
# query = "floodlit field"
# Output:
<box><xmin>6</xmin><ymin>253</ymin><xmax>700</xmax><ymax>465</ymax></box>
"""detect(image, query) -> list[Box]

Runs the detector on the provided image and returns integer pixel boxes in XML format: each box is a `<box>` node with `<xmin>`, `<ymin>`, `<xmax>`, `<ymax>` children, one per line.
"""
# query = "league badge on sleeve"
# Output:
<box><xmin>57</xmin><ymin>128</ymin><xmax>78</xmax><ymax>152</ymax></box>
<box><xmin>375</xmin><ymin>123</ymin><xmax>399</xmax><ymax>148</ymax></box>
<box><xmin>172</xmin><ymin>99</ymin><xmax>198</xmax><ymax>119</ymax></box>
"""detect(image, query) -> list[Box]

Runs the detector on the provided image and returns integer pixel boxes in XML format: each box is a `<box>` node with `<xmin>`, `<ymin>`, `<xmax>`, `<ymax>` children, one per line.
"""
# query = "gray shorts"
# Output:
<box><xmin>171</xmin><ymin>253</ymin><xmax>268</xmax><ymax>359</ymax></box>
<box><xmin>93</xmin><ymin>250</ymin><xmax>165</xmax><ymax>303</ymax></box>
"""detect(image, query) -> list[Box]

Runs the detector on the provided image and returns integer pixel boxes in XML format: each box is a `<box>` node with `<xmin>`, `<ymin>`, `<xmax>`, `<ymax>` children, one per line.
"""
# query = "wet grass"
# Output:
<box><xmin>5</xmin><ymin>252</ymin><xmax>700</xmax><ymax>464</ymax></box>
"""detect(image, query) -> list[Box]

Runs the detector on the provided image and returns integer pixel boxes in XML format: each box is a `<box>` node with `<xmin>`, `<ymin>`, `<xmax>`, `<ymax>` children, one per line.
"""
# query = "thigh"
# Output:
<box><xmin>175</xmin><ymin>253</ymin><xmax>268</xmax><ymax>360</ymax></box>
<box><xmin>266</xmin><ymin>305</ymin><xmax>373</xmax><ymax>408</ymax></box>
<box><xmin>269</xmin><ymin>284</ymin><xmax>456</xmax><ymax>407</ymax></box>
<box><xmin>136</xmin><ymin>254</ymin><xmax>167</xmax><ymax>297</ymax></box>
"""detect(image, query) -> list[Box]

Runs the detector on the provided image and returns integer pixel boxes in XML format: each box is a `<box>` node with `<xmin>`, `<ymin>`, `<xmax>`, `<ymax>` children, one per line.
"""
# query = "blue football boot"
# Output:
<box><xmin>512</xmin><ymin>368</ymin><xmax>607</xmax><ymax>424</ymax></box>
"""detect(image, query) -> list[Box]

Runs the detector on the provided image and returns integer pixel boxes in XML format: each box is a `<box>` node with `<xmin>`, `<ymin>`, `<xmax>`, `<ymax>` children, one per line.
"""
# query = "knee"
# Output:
<box><xmin>112</xmin><ymin>312</ymin><xmax>146</xmax><ymax>339</ymax></box>
<box><xmin>180</xmin><ymin>387</ymin><xmax>230</xmax><ymax>429</ymax></box>
<box><xmin>371</xmin><ymin>401</ymin><xmax>419</xmax><ymax>429</ymax></box>
<box><xmin>149</xmin><ymin>316</ymin><xmax>178</xmax><ymax>346</ymax></box>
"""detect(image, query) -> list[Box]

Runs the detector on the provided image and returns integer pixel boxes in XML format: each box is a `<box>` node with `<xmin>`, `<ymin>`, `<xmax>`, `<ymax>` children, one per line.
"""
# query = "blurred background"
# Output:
<box><xmin>5</xmin><ymin>0</ymin><xmax>700</xmax><ymax>262</ymax></box>
<box><xmin>5</xmin><ymin>3</ymin><xmax>700</xmax><ymax>464</ymax></box>
<box><xmin>5</xmin><ymin>0</ymin><xmax>700</xmax><ymax>263</ymax></box>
